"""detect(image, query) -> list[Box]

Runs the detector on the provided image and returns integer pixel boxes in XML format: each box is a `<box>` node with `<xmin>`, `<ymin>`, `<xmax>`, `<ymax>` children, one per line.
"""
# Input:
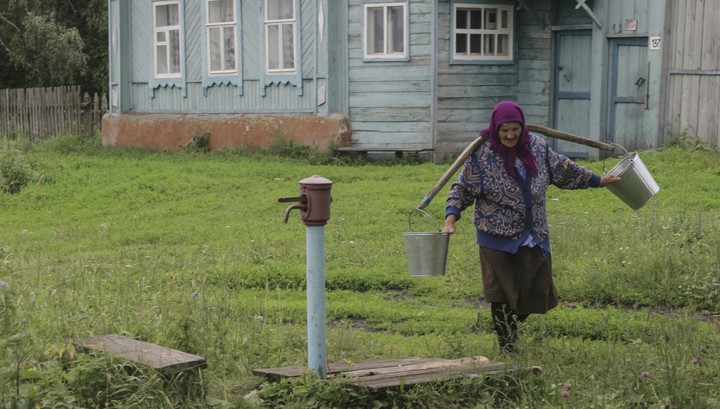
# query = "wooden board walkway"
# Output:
<box><xmin>253</xmin><ymin>356</ymin><xmax>540</xmax><ymax>392</ymax></box>
<box><xmin>73</xmin><ymin>334</ymin><xmax>207</xmax><ymax>374</ymax></box>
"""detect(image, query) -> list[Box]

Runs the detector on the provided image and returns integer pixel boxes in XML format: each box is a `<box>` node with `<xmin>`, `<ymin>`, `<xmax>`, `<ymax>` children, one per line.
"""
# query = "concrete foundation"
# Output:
<box><xmin>102</xmin><ymin>112</ymin><xmax>351</xmax><ymax>152</ymax></box>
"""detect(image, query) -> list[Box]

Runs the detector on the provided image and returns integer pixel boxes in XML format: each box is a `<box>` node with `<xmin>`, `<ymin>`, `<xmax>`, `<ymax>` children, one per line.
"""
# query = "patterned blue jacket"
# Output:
<box><xmin>445</xmin><ymin>134</ymin><xmax>600</xmax><ymax>255</ymax></box>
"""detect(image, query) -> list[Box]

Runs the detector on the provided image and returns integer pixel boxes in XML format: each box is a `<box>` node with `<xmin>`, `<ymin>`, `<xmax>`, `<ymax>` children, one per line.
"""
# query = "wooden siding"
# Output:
<box><xmin>346</xmin><ymin>0</ymin><xmax>433</xmax><ymax>150</ymax></box>
<box><xmin>434</xmin><ymin>0</ymin><xmax>553</xmax><ymax>161</ymax></box>
<box><xmin>663</xmin><ymin>0</ymin><xmax>720</xmax><ymax>146</ymax></box>
<box><xmin>516</xmin><ymin>1</ymin><xmax>553</xmax><ymax>125</ymax></box>
<box><xmin>131</xmin><ymin>80</ymin><xmax>320</xmax><ymax>113</ymax></box>
<box><xmin>554</xmin><ymin>0</ymin><xmax>594</xmax><ymax>26</ymax></box>
<box><xmin>122</xmin><ymin>0</ymin><xmax>320</xmax><ymax>114</ymax></box>
<box><xmin>326</xmin><ymin>0</ymin><xmax>348</xmax><ymax>115</ymax></box>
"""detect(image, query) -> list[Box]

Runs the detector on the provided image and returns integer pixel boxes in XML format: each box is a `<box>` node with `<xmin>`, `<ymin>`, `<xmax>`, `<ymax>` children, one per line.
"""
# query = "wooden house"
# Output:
<box><xmin>104</xmin><ymin>0</ymin><xmax>720</xmax><ymax>162</ymax></box>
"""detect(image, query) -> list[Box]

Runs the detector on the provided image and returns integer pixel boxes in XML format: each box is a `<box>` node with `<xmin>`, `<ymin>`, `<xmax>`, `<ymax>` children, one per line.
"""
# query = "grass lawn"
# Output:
<box><xmin>1</xmin><ymin>135</ymin><xmax>718</xmax><ymax>408</ymax></box>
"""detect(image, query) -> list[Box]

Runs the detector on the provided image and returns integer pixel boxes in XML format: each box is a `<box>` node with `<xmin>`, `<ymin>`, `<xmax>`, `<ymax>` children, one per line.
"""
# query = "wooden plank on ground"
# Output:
<box><xmin>347</xmin><ymin>362</ymin><xmax>515</xmax><ymax>392</ymax></box>
<box><xmin>342</xmin><ymin>356</ymin><xmax>489</xmax><ymax>378</ymax></box>
<box><xmin>252</xmin><ymin>357</ymin><xmax>433</xmax><ymax>380</ymax></box>
<box><xmin>253</xmin><ymin>356</ymin><xmax>541</xmax><ymax>392</ymax></box>
<box><xmin>73</xmin><ymin>334</ymin><xmax>207</xmax><ymax>373</ymax></box>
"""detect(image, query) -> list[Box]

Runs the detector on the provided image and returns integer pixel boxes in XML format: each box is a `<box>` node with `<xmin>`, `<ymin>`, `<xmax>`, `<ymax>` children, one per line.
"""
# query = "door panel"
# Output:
<box><xmin>609</xmin><ymin>38</ymin><xmax>648</xmax><ymax>151</ymax></box>
<box><xmin>552</xmin><ymin>30</ymin><xmax>592</xmax><ymax>158</ymax></box>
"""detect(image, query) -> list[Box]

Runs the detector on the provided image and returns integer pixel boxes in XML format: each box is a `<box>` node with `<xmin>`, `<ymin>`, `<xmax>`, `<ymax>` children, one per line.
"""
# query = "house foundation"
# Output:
<box><xmin>101</xmin><ymin>112</ymin><xmax>351</xmax><ymax>152</ymax></box>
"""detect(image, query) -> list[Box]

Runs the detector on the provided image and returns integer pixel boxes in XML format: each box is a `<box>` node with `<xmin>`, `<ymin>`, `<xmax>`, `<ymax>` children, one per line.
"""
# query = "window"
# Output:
<box><xmin>264</xmin><ymin>0</ymin><xmax>296</xmax><ymax>73</ymax></box>
<box><xmin>153</xmin><ymin>1</ymin><xmax>182</xmax><ymax>77</ymax></box>
<box><xmin>364</xmin><ymin>2</ymin><xmax>407</xmax><ymax>59</ymax></box>
<box><xmin>453</xmin><ymin>3</ymin><xmax>513</xmax><ymax>61</ymax></box>
<box><xmin>206</xmin><ymin>0</ymin><xmax>236</xmax><ymax>75</ymax></box>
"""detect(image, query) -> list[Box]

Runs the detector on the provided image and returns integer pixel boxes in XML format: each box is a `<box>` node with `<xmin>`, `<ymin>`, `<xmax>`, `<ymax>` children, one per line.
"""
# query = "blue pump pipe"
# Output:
<box><xmin>306</xmin><ymin>225</ymin><xmax>327</xmax><ymax>378</ymax></box>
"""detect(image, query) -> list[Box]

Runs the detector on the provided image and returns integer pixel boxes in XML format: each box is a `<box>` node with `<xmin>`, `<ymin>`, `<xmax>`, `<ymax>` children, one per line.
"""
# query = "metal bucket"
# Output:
<box><xmin>403</xmin><ymin>209</ymin><xmax>449</xmax><ymax>277</ymax></box>
<box><xmin>403</xmin><ymin>232</ymin><xmax>450</xmax><ymax>277</ymax></box>
<box><xmin>606</xmin><ymin>151</ymin><xmax>660</xmax><ymax>210</ymax></box>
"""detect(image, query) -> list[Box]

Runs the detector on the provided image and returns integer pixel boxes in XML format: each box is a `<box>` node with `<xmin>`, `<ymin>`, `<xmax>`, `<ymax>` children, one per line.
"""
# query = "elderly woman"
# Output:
<box><xmin>442</xmin><ymin>101</ymin><xmax>620</xmax><ymax>353</ymax></box>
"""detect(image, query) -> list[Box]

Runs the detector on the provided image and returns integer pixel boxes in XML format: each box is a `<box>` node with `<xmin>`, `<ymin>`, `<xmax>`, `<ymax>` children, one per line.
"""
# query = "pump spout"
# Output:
<box><xmin>283</xmin><ymin>204</ymin><xmax>307</xmax><ymax>224</ymax></box>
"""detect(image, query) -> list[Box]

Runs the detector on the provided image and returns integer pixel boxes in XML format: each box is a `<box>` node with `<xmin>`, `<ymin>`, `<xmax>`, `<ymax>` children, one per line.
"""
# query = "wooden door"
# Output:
<box><xmin>552</xmin><ymin>30</ymin><xmax>592</xmax><ymax>158</ymax></box>
<box><xmin>608</xmin><ymin>38</ymin><xmax>648</xmax><ymax>152</ymax></box>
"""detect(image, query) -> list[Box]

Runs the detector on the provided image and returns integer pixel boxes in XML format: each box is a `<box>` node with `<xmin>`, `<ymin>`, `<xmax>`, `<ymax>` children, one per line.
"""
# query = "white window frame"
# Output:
<box><xmin>452</xmin><ymin>3</ymin><xmax>514</xmax><ymax>62</ymax></box>
<box><xmin>205</xmin><ymin>0</ymin><xmax>237</xmax><ymax>75</ymax></box>
<box><xmin>153</xmin><ymin>0</ymin><xmax>183</xmax><ymax>78</ymax></box>
<box><xmin>363</xmin><ymin>2</ymin><xmax>408</xmax><ymax>60</ymax></box>
<box><xmin>264</xmin><ymin>0</ymin><xmax>296</xmax><ymax>74</ymax></box>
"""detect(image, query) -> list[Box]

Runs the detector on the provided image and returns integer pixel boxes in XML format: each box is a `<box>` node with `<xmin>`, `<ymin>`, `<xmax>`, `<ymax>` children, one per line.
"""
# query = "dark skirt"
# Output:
<box><xmin>479</xmin><ymin>246</ymin><xmax>558</xmax><ymax>315</ymax></box>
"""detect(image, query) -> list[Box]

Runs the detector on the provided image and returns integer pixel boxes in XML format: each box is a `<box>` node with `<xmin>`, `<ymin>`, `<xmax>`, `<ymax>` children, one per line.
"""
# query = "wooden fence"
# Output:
<box><xmin>661</xmin><ymin>0</ymin><xmax>720</xmax><ymax>147</ymax></box>
<box><xmin>0</xmin><ymin>86</ymin><xmax>107</xmax><ymax>140</ymax></box>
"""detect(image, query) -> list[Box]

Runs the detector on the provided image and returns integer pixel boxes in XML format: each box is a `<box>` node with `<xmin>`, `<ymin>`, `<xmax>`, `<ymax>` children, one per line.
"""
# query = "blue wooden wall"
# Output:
<box><xmin>433</xmin><ymin>0</ymin><xmax>553</xmax><ymax>161</ymax></box>
<box><xmin>110</xmin><ymin>0</ymin><xmax>330</xmax><ymax>115</ymax></box>
<box><xmin>107</xmin><ymin>0</ymin><xmax>684</xmax><ymax>158</ymax></box>
<box><xmin>345</xmin><ymin>0</ymin><xmax>434</xmax><ymax>150</ymax></box>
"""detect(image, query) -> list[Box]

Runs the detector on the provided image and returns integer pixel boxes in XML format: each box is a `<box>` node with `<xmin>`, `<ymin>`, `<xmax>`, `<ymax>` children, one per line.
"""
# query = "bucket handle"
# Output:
<box><xmin>612</xmin><ymin>143</ymin><xmax>630</xmax><ymax>156</ymax></box>
<box><xmin>408</xmin><ymin>208</ymin><xmax>441</xmax><ymax>232</ymax></box>
<box><xmin>603</xmin><ymin>143</ymin><xmax>631</xmax><ymax>174</ymax></box>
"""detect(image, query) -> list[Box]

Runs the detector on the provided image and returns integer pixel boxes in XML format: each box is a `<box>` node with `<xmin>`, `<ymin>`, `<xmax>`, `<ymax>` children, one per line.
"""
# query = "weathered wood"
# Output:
<box><xmin>415</xmin><ymin>134</ymin><xmax>489</xmax><ymax>210</ymax></box>
<box><xmin>417</xmin><ymin>124</ymin><xmax>615</xmax><ymax>209</ymax></box>
<box><xmin>252</xmin><ymin>357</ymin><xmax>432</xmax><ymax>380</ymax></box>
<box><xmin>527</xmin><ymin>124</ymin><xmax>615</xmax><ymax>151</ymax></box>
<box><xmin>342</xmin><ymin>356</ymin><xmax>489</xmax><ymax>378</ymax></box>
<box><xmin>0</xmin><ymin>86</ymin><xmax>106</xmax><ymax>140</ymax></box>
<box><xmin>337</xmin><ymin>147</ymin><xmax>433</xmax><ymax>160</ymax></box>
<box><xmin>336</xmin><ymin>147</ymin><xmax>433</xmax><ymax>152</ymax></box>
<box><xmin>74</xmin><ymin>334</ymin><xmax>207</xmax><ymax>373</ymax></box>
<box><xmin>253</xmin><ymin>356</ymin><xmax>540</xmax><ymax>392</ymax></box>
<box><xmin>348</xmin><ymin>362</ymin><xmax>516</xmax><ymax>392</ymax></box>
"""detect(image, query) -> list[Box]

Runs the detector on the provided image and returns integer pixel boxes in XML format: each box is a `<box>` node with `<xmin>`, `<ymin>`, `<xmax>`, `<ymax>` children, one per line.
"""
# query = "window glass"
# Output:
<box><xmin>281</xmin><ymin>24</ymin><xmax>295</xmax><ymax>69</ymax></box>
<box><xmin>453</xmin><ymin>3</ymin><xmax>513</xmax><ymax>61</ymax></box>
<box><xmin>267</xmin><ymin>0</ymin><xmax>293</xmax><ymax>20</ymax></box>
<box><xmin>388</xmin><ymin>6</ymin><xmax>404</xmax><ymax>53</ymax></box>
<box><xmin>208</xmin><ymin>0</ymin><xmax>233</xmax><ymax>23</ymax></box>
<box><xmin>156</xmin><ymin>3</ymin><xmax>179</xmax><ymax>26</ymax></box>
<box><xmin>367</xmin><ymin>8</ymin><xmax>384</xmax><ymax>54</ymax></box>
<box><xmin>154</xmin><ymin>1</ymin><xmax>181</xmax><ymax>76</ymax></box>
<box><xmin>456</xmin><ymin>9</ymin><xmax>467</xmax><ymax>29</ymax></box>
<box><xmin>469</xmin><ymin>9</ymin><xmax>482</xmax><ymax>29</ymax></box>
<box><xmin>265</xmin><ymin>0</ymin><xmax>295</xmax><ymax>72</ymax></box>
<box><xmin>267</xmin><ymin>25</ymin><xmax>280</xmax><ymax>70</ymax></box>
<box><xmin>223</xmin><ymin>27</ymin><xmax>236</xmax><ymax>70</ymax></box>
<box><xmin>206</xmin><ymin>0</ymin><xmax>236</xmax><ymax>74</ymax></box>
<box><xmin>169</xmin><ymin>29</ymin><xmax>181</xmax><ymax>72</ymax></box>
<box><xmin>364</xmin><ymin>3</ymin><xmax>407</xmax><ymax>59</ymax></box>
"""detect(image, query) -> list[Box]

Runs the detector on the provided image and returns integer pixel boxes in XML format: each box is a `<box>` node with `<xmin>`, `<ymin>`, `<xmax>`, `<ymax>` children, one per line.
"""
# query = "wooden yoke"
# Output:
<box><xmin>415</xmin><ymin>125</ymin><xmax>615</xmax><ymax>210</ymax></box>
<box><xmin>526</xmin><ymin>124</ymin><xmax>615</xmax><ymax>152</ymax></box>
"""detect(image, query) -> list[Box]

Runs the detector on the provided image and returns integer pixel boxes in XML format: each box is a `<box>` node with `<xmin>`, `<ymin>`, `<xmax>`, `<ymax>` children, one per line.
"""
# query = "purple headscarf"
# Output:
<box><xmin>481</xmin><ymin>101</ymin><xmax>537</xmax><ymax>178</ymax></box>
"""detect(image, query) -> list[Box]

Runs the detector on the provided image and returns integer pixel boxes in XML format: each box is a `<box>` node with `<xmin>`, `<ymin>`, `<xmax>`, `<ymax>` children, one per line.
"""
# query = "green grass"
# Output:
<box><xmin>1</xmin><ymin>134</ymin><xmax>719</xmax><ymax>408</ymax></box>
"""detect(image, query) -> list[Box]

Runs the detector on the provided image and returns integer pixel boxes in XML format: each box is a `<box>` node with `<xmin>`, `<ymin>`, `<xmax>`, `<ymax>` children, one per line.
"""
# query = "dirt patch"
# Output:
<box><xmin>328</xmin><ymin>318</ymin><xmax>389</xmax><ymax>333</ymax></box>
<box><xmin>384</xmin><ymin>290</ymin><xmax>411</xmax><ymax>302</ymax></box>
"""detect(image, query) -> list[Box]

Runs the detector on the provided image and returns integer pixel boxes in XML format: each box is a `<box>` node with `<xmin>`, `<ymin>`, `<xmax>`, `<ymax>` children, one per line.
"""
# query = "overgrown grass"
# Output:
<box><xmin>0</xmin><ymin>134</ymin><xmax>718</xmax><ymax>408</ymax></box>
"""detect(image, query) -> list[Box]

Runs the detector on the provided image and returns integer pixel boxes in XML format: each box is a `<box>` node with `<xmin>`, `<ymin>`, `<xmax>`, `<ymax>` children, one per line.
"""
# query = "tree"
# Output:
<box><xmin>10</xmin><ymin>13</ymin><xmax>87</xmax><ymax>86</ymax></box>
<box><xmin>0</xmin><ymin>0</ymin><xmax>107</xmax><ymax>92</ymax></box>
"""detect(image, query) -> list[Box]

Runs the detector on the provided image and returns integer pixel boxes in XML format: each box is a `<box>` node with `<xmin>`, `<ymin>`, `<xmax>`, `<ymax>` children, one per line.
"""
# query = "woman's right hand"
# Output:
<box><xmin>442</xmin><ymin>215</ymin><xmax>457</xmax><ymax>233</ymax></box>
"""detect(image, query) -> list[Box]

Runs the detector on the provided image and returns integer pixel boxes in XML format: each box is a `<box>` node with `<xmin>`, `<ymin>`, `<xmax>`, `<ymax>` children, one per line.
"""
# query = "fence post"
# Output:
<box><xmin>81</xmin><ymin>92</ymin><xmax>92</xmax><ymax>138</ymax></box>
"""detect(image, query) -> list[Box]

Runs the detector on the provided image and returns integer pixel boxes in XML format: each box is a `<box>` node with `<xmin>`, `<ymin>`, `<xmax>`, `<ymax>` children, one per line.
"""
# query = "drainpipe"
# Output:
<box><xmin>431</xmin><ymin>0</ymin><xmax>438</xmax><ymax>163</ymax></box>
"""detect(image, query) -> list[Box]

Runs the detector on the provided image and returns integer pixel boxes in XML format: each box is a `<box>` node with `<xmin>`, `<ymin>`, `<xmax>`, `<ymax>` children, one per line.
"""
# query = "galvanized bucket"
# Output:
<box><xmin>606</xmin><ymin>149</ymin><xmax>660</xmax><ymax>210</ymax></box>
<box><xmin>403</xmin><ymin>209</ymin><xmax>449</xmax><ymax>277</ymax></box>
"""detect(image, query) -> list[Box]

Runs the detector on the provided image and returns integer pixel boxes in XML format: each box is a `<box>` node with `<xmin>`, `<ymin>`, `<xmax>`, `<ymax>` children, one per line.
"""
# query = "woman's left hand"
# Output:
<box><xmin>599</xmin><ymin>174</ymin><xmax>622</xmax><ymax>187</ymax></box>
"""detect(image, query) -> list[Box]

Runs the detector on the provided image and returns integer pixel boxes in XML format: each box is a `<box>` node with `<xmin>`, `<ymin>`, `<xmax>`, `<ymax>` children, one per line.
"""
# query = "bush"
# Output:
<box><xmin>0</xmin><ymin>146</ymin><xmax>35</xmax><ymax>194</ymax></box>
